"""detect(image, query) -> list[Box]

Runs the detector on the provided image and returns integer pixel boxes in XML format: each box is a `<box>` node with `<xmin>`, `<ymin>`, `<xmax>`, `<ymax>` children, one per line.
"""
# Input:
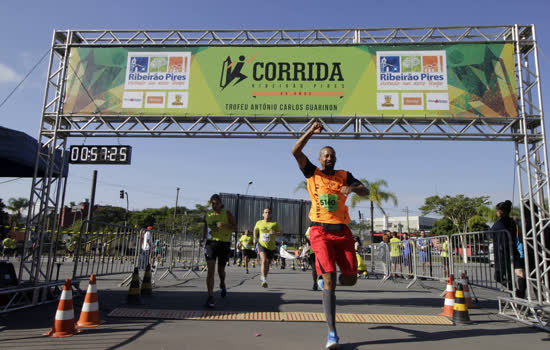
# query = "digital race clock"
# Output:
<box><xmin>69</xmin><ymin>145</ymin><xmax>132</xmax><ymax>164</ymax></box>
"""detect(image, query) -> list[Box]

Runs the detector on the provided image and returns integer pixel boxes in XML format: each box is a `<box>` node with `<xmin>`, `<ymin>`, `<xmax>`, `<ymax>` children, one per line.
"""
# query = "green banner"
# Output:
<box><xmin>64</xmin><ymin>43</ymin><xmax>518</xmax><ymax>118</ymax></box>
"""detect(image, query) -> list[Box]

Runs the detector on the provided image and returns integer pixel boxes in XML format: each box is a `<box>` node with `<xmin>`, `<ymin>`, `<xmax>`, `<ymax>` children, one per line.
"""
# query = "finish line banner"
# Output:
<box><xmin>64</xmin><ymin>44</ymin><xmax>518</xmax><ymax>118</ymax></box>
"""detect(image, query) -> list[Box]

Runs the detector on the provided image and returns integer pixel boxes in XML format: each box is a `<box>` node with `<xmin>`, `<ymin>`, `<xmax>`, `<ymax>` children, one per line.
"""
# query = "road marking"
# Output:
<box><xmin>108</xmin><ymin>308</ymin><xmax>453</xmax><ymax>325</ymax></box>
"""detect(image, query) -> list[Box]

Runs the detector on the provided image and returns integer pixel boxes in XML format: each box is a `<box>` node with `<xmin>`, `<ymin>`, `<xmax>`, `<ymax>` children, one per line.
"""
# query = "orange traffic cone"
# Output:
<box><xmin>453</xmin><ymin>283</ymin><xmax>472</xmax><ymax>324</ymax></box>
<box><xmin>43</xmin><ymin>279</ymin><xmax>80</xmax><ymax>337</ymax></box>
<box><xmin>461</xmin><ymin>272</ymin><xmax>475</xmax><ymax>308</ymax></box>
<box><xmin>77</xmin><ymin>274</ymin><xmax>103</xmax><ymax>327</ymax></box>
<box><xmin>440</xmin><ymin>276</ymin><xmax>455</xmax><ymax>317</ymax></box>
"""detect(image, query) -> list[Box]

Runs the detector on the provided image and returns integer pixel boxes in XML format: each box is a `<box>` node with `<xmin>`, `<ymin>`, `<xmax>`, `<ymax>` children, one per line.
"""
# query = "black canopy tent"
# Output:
<box><xmin>0</xmin><ymin>126</ymin><xmax>68</xmax><ymax>178</ymax></box>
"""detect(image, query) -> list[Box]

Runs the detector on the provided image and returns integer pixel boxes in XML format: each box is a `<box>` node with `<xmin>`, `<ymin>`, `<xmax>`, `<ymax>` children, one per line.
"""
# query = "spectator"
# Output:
<box><xmin>389</xmin><ymin>232</ymin><xmax>403</xmax><ymax>278</ymax></box>
<box><xmin>140</xmin><ymin>226</ymin><xmax>153</xmax><ymax>269</ymax></box>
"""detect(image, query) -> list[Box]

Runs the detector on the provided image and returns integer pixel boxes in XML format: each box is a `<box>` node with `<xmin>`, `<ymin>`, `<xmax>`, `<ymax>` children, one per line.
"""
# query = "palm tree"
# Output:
<box><xmin>293</xmin><ymin>180</ymin><xmax>308</xmax><ymax>193</ymax></box>
<box><xmin>7</xmin><ymin>197</ymin><xmax>30</xmax><ymax>226</ymax></box>
<box><xmin>351</xmin><ymin>179</ymin><xmax>398</xmax><ymax>242</ymax></box>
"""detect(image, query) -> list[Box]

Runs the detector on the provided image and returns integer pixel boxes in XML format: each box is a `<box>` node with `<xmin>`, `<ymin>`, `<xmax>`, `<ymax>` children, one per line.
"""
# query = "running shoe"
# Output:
<box><xmin>312</xmin><ymin>282</ymin><xmax>318</xmax><ymax>291</ymax></box>
<box><xmin>205</xmin><ymin>295</ymin><xmax>215</xmax><ymax>308</ymax></box>
<box><xmin>325</xmin><ymin>331</ymin><xmax>339</xmax><ymax>349</ymax></box>
<box><xmin>317</xmin><ymin>276</ymin><xmax>324</xmax><ymax>291</ymax></box>
<box><xmin>220</xmin><ymin>283</ymin><xmax>227</xmax><ymax>298</ymax></box>
<box><xmin>261</xmin><ymin>280</ymin><xmax>268</xmax><ymax>288</ymax></box>
<box><xmin>246</xmin><ymin>269</ymin><xmax>249</xmax><ymax>274</ymax></box>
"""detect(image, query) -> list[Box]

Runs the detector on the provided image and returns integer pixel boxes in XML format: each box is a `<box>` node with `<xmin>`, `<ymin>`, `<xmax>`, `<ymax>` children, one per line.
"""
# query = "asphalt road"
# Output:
<box><xmin>0</xmin><ymin>262</ymin><xmax>549</xmax><ymax>350</ymax></box>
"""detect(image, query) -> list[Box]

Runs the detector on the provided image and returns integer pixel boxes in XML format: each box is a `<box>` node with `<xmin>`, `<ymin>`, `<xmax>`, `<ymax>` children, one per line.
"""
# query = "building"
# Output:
<box><xmin>59</xmin><ymin>201</ymin><xmax>90</xmax><ymax>228</ymax></box>
<box><xmin>366</xmin><ymin>215</ymin><xmax>438</xmax><ymax>233</ymax></box>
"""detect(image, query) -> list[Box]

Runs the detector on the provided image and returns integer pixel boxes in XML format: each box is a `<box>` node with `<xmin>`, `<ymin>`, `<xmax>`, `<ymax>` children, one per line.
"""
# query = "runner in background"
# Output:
<box><xmin>254</xmin><ymin>208</ymin><xmax>282</xmax><ymax>288</ymax></box>
<box><xmin>240</xmin><ymin>229</ymin><xmax>254</xmax><ymax>274</ymax></box>
<box><xmin>200</xmin><ymin>194</ymin><xmax>237</xmax><ymax>308</ymax></box>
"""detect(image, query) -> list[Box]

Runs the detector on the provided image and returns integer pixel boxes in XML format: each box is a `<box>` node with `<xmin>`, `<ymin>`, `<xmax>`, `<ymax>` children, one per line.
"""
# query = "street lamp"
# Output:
<box><xmin>245</xmin><ymin>181</ymin><xmax>253</xmax><ymax>195</ymax></box>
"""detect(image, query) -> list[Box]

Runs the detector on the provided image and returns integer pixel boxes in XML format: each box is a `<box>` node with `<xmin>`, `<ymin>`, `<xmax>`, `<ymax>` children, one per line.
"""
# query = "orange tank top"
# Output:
<box><xmin>307</xmin><ymin>168</ymin><xmax>350</xmax><ymax>224</ymax></box>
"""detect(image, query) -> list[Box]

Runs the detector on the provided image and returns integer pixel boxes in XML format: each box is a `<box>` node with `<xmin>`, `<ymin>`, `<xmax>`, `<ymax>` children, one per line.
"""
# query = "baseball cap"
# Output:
<box><xmin>147</xmin><ymin>226</ymin><xmax>153</xmax><ymax>230</ymax></box>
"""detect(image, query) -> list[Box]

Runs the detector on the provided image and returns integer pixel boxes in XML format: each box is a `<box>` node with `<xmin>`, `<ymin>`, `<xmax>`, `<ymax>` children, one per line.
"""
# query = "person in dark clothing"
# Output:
<box><xmin>491</xmin><ymin>200</ymin><xmax>525</xmax><ymax>298</ymax></box>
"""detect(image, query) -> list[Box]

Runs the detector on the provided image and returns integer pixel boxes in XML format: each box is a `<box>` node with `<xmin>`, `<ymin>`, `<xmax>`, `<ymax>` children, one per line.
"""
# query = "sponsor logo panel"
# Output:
<box><xmin>144</xmin><ymin>92</ymin><xmax>166</xmax><ymax>108</ymax></box>
<box><xmin>377</xmin><ymin>51</ymin><xmax>447</xmax><ymax>91</ymax></box>
<box><xmin>426</xmin><ymin>93</ymin><xmax>449</xmax><ymax>110</ymax></box>
<box><xmin>401</xmin><ymin>93</ymin><xmax>424</xmax><ymax>110</ymax></box>
<box><xmin>167</xmin><ymin>92</ymin><xmax>189</xmax><ymax>108</ymax></box>
<box><xmin>377</xmin><ymin>93</ymin><xmax>399</xmax><ymax>110</ymax></box>
<box><xmin>121</xmin><ymin>91</ymin><xmax>144</xmax><ymax>109</ymax></box>
<box><xmin>125</xmin><ymin>52</ymin><xmax>191</xmax><ymax>90</ymax></box>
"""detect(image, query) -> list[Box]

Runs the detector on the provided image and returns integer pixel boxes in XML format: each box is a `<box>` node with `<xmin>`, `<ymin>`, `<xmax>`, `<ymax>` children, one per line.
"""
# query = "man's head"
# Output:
<box><xmin>420</xmin><ymin>230</ymin><xmax>426</xmax><ymax>237</ymax></box>
<box><xmin>244</xmin><ymin>229</ymin><xmax>250</xmax><ymax>236</ymax></box>
<box><xmin>262</xmin><ymin>208</ymin><xmax>272</xmax><ymax>221</ymax></box>
<box><xmin>391</xmin><ymin>232</ymin><xmax>396</xmax><ymax>238</ymax></box>
<box><xmin>318</xmin><ymin>146</ymin><xmax>336</xmax><ymax>172</ymax></box>
<box><xmin>403</xmin><ymin>233</ymin><xmax>408</xmax><ymax>239</ymax></box>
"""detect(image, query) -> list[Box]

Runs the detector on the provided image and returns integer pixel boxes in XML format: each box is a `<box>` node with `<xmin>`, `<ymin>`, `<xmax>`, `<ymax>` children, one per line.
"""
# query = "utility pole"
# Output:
<box><xmin>406</xmin><ymin>206</ymin><xmax>410</xmax><ymax>234</ymax></box>
<box><xmin>86</xmin><ymin>170</ymin><xmax>98</xmax><ymax>233</ymax></box>
<box><xmin>125</xmin><ymin>191</ymin><xmax>129</xmax><ymax>227</ymax></box>
<box><xmin>173</xmin><ymin>187</ymin><xmax>180</xmax><ymax>231</ymax></box>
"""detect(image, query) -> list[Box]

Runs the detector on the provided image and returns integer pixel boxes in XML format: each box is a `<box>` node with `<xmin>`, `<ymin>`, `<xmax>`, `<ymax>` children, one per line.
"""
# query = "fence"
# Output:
<box><xmin>371</xmin><ymin>230</ymin><xmax>517</xmax><ymax>296</ymax></box>
<box><xmin>71</xmin><ymin>221</ymin><xmax>207</xmax><ymax>284</ymax></box>
<box><xmin>72</xmin><ymin>221</ymin><xmax>140</xmax><ymax>280</ymax></box>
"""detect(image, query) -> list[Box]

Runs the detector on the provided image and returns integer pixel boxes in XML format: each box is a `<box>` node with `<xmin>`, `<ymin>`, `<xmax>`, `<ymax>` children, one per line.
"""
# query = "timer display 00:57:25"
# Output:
<box><xmin>69</xmin><ymin>145</ymin><xmax>132</xmax><ymax>164</ymax></box>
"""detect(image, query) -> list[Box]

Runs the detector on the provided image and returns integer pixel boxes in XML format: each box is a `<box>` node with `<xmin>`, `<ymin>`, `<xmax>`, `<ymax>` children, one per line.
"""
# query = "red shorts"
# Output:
<box><xmin>309</xmin><ymin>225</ymin><xmax>357</xmax><ymax>275</ymax></box>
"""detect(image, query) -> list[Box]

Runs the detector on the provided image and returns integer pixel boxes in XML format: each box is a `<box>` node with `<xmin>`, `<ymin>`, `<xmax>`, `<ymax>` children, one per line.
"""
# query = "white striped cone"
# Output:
<box><xmin>43</xmin><ymin>279</ymin><xmax>80</xmax><ymax>337</ymax></box>
<box><xmin>440</xmin><ymin>277</ymin><xmax>455</xmax><ymax>317</ymax></box>
<box><xmin>77</xmin><ymin>274</ymin><xmax>103</xmax><ymax>327</ymax></box>
<box><xmin>461</xmin><ymin>273</ymin><xmax>475</xmax><ymax>308</ymax></box>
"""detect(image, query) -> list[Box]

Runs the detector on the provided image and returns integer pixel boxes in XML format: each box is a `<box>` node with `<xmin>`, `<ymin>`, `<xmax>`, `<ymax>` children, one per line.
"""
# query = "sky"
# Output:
<box><xmin>1</xmin><ymin>0</ymin><xmax>549</xmax><ymax>222</ymax></box>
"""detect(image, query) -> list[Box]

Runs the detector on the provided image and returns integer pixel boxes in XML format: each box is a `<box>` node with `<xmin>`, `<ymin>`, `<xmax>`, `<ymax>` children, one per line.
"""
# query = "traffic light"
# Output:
<box><xmin>120</xmin><ymin>190</ymin><xmax>124</xmax><ymax>199</ymax></box>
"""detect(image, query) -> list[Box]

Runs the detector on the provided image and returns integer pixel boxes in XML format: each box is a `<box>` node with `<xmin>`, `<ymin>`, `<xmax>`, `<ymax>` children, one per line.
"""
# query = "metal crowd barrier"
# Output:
<box><xmin>72</xmin><ymin>221</ymin><xmax>140</xmax><ymax>280</ymax></box>
<box><xmin>449</xmin><ymin>230</ymin><xmax>516</xmax><ymax>295</ymax></box>
<box><xmin>371</xmin><ymin>231</ymin><xmax>516</xmax><ymax>296</ymax></box>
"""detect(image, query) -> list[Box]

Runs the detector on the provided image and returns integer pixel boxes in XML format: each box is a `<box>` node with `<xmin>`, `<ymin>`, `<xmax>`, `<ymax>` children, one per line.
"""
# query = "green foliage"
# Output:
<box><xmin>468</xmin><ymin>215</ymin><xmax>489</xmax><ymax>232</ymax></box>
<box><xmin>350</xmin><ymin>179</ymin><xmax>398</xmax><ymax>209</ymax></box>
<box><xmin>93</xmin><ymin>205</ymin><xmax>127</xmax><ymax>225</ymax></box>
<box><xmin>420</xmin><ymin>194</ymin><xmax>490</xmax><ymax>233</ymax></box>
<box><xmin>294</xmin><ymin>180</ymin><xmax>308</xmax><ymax>193</ymax></box>
<box><xmin>431</xmin><ymin>217</ymin><xmax>457</xmax><ymax>236</ymax></box>
<box><xmin>7</xmin><ymin>197</ymin><xmax>30</xmax><ymax>225</ymax></box>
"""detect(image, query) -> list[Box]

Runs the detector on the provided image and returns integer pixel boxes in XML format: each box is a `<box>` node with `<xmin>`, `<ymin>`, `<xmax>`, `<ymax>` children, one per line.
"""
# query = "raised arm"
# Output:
<box><xmin>292</xmin><ymin>121</ymin><xmax>323</xmax><ymax>169</ymax></box>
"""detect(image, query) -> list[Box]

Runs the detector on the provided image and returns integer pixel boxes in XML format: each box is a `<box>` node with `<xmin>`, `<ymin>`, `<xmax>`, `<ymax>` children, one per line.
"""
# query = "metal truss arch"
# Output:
<box><xmin>21</xmin><ymin>25</ymin><xmax>550</xmax><ymax>331</ymax></box>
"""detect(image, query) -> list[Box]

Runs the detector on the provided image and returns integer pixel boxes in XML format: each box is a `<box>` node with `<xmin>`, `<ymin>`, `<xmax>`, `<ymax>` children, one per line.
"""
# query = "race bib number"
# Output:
<box><xmin>319</xmin><ymin>194</ymin><xmax>338</xmax><ymax>211</ymax></box>
<box><xmin>261</xmin><ymin>233</ymin><xmax>271</xmax><ymax>242</ymax></box>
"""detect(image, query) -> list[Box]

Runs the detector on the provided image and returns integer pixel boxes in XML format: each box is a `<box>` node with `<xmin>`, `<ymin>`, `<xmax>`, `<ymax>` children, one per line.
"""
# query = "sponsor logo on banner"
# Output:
<box><xmin>426</xmin><ymin>93</ymin><xmax>449</xmax><ymax>110</ymax></box>
<box><xmin>125</xmin><ymin>52</ymin><xmax>191</xmax><ymax>90</ymax></box>
<box><xmin>401</xmin><ymin>93</ymin><xmax>424</xmax><ymax>110</ymax></box>
<box><xmin>122</xmin><ymin>91</ymin><xmax>144</xmax><ymax>109</ymax></box>
<box><xmin>145</xmin><ymin>92</ymin><xmax>166</xmax><ymax>108</ymax></box>
<box><xmin>167</xmin><ymin>92</ymin><xmax>188</xmax><ymax>108</ymax></box>
<box><xmin>219</xmin><ymin>53</ymin><xmax>345</xmax><ymax>91</ymax></box>
<box><xmin>377</xmin><ymin>93</ymin><xmax>399</xmax><ymax>110</ymax></box>
<box><xmin>377</xmin><ymin>51</ymin><xmax>447</xmax><ymax>90</ymax></box>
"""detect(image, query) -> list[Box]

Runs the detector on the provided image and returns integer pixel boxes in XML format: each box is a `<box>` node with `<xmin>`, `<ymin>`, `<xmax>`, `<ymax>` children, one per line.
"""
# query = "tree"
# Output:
<box><xmin>293</xmin><ymin>180</ymin><xmax>308</xmax><ymax>194</ymax></box>
<box><xmin>7</xmin><ymin>197</ymin><xmax>30</xmax><ymax>226</ymax></box>
<box><xmin>420</xmin><ymin>195</ymin><xmax>490</xmax><ymax>233</ymax></box>
<box><xmin>468</xmin><ymin>215</ymin><xmax>489</xmax><ymax>232</ymax></box>
<box><xmin>0</xmin><ymin>199</ymin><xmax>9</xmax><ymax>238</ymax></box>
<box><xmin>350</xmin><ymin>179</ymin><xmax>398</xmax><ymax>237</ymax></box>
<box><xmin>431</xmin><ymin>217</ymin><xmax>457</xmax><ymax>236</ymax></box>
